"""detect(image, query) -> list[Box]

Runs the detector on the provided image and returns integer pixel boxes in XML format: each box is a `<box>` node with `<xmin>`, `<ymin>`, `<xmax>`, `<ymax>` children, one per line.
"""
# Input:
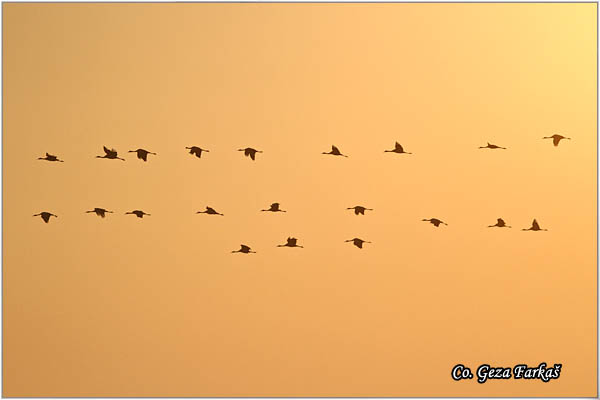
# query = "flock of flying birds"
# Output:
<box><xmin>34</xmin><ymin>134</ymin><xmax>570</xmax><ymax>252</ymax></box>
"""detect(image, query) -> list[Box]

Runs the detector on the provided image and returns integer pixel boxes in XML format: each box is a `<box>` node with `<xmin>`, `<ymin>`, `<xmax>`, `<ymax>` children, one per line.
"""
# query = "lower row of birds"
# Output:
<box><xmin>33</xmin><ymin>209</ymin><xmax>549</xmax><ymax>234</ymax></box>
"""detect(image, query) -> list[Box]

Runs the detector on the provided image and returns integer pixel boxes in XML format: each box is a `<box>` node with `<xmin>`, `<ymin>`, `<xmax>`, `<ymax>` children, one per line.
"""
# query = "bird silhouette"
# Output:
<box><xmin>345</xmin><ymin>238</ymin><xmax>371</xmax><ymax>249</ymax></box>
<box><xmin>238</xmin><ymin>147</ymin><xmax>262</xmax><ymax>161</ymax></box>
<box><xmin>86</xmin><ymin>208</ymin><xmax>113</xmax><ymax>218</ymax></box>
<box><xmin>479</xmin><ymin>142</ymin><xmax>506</xmax><ymax>150</ymax></box>
<box><xmin>277</xmin><ymin>237</ymin><xmax>303</xmax><ymax>248</ymax></box>
<box><xmin>38</xmin><ymin>153</ymin><xmax>64</xmax><ymax>162</ymax></box>
<box><xmin>125</xmin><ymin>210</ymin><xmax>150</xmax><ymax>218</ymax></box>
<box><xmin>186</xmin><ymin>146</ymin><xmax>209</xmax><ymax>158</ymax></box>
<box><xmin>33</xmin><ymin>212</ymin><xmax>57</xmax><ymax>223</ymax></box>
<box><xmin>543</xmin><ymin>134</ymin><xmax>571</xmax><ymax>147</ymax></box>
<box><xmin>488</xmin><ymin>218</ymin><xmax>511</xmax><ymax>228</ymax></box>
<box><xmin>322</xmin><ymin>145</ymin><xmax>348</xmax><ymax>157</ymax></box>
<box><xmin>422</xmin><ymin>218</ymin><xmax>448</xmax><ymax>227</ymax></box>
<box><xmin>522</xmin><ymin>219</ymin><xmax>548</xmax><ymax>231</ymax></box>
<box><xmin>232</xmin><ymin>244</ymin><xmax>256</xmax><ymax>254</ymax></box>
<box><xmin>262</xmin><ymin>203</ymin><xmax>286</xmax><ymax>212</ymax></box>
<box><xmin>347</xmin><ymin>206</ymin><xmax>373</xmax><ymax>215</ymax></box>
<box><xmin>96</xmin><ymin>146</ymin><xmax>125</xmax><ymax>161</ymax></box>
<box><xmin>197</xmin><ymin>206</ymin><xmax>224</xmax><ymax>216</ymax></box>
<box><xmin>129</xmin><ymin>149</ymin><xmax>156</xmax><ymax>162</ymax></box>
<box><xmin>384</xmin><ymin>142</ymin><xmax>412</xmax><ymax>154</ymax></box>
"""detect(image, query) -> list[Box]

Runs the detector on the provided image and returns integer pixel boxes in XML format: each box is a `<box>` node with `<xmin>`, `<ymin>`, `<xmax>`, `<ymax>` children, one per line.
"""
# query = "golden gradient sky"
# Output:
<box><xmin>3</xmin><ymin>3</ymin><xmax>597</xmax><ymax>397</ymax></box>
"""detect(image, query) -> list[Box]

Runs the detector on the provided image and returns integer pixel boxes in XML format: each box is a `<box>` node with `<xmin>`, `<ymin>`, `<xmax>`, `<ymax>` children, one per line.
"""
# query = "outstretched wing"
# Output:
<box><xmin>241</xmin><ymin>244</ymin><xmax>251</xmax><ymax>252</ymax></box>
<box><xmin>288</xmin><ymin>237</ymin><xmax>297</xmax><ymax>246</ymax></box>
<box><xmin>103</xmin><ymin>146</ymin><xmax>111</xmax><ymax>154</ymax></box>
<box><xmin>271</xmin><ymin>202</ymin><xmax>279</xmax><ymax>209</ymax></box>
<box><xmin>332</xmin><ymin>145</ymin><xmax>340</xmax><ymax>153</ymax></box>
<box><xmin>395</xmin><ymin>142</ymin><xmax>403</xmax><ymax>151</ymax></box>
<box><xmin>497</xmin><ymin>218</ymin><xmax>504</xmax><ymax>224</ymax></box>
<box><xmin>249</xmin><ymin>151</ymin><xmax>256</xmax><ymax>160</ymax></box>
<box><xmin>532</xmin><ymin>219</ymin><xmax>540</xmax><ymax>230</ymax></box>
<box><xmin>356</xmin><ymin>240</ymin><xmax>363</xmax><ymax>248</ymax></box>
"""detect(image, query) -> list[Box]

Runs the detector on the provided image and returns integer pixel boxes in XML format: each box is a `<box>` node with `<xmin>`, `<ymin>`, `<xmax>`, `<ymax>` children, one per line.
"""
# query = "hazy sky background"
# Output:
<box><xmin>3</xmin><ymin>3</ymin><xmax>597</xmax><ymax>396</ymax></box>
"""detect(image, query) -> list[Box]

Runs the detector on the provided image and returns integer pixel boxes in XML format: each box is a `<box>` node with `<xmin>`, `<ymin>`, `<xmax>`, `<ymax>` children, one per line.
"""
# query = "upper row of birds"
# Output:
<box><xmin>33</xmin><ymin>136</ymin><xmax>568</xmax><ymax>251</ymax></box>
<box><xmin>37</xmin><ymin>134</ymin><xmax>572</xmax><ymax>163</ymax></box>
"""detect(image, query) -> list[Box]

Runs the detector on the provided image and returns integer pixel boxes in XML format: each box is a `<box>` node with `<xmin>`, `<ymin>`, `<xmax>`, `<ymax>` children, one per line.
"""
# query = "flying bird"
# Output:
<box><xmin>488</xmin><ymin>218</ymin><xmax>511</xmax><ymax>228</ymax></box>
<box><xmin>277</xmin><ymin>237</ymin><xmax>303</xmax><ymax>248</ymax></box>
<box><xmin>422</xmin><ymin>218</ymin><xmax>448</xmax><ymax>227</ymax></box>
<box><xmin>37</xmin><ymin>153</ymin><xmax>64</xmax><ymax>162</ymax></box>
<box><xmin>522</xmin><ymin>219</ymin><xmax>548</xmax><ymax>231</ymax></box>
<box><xmin>129</xmin><ymin>149</ymin><xmax>156</xmax><ymax>162</ymax></box>
<box><xmin>543</xmin><ymin>134</ymin><xmax>571</xmax><ymax>147</ymax></box>
<box><xmin>322</xmin><ymin>145</ymin><xmax>348</xmax><ymax>157</ymax></box>
<box><xmin>479</xmin><ymin>142</ymin><xmax>506</xmax><ymax>150</ymax></box>
<box><xmin>238</xmin><ymin>147</ymin><xmax>262</xmax><ymax>161</ymax></box>
<box><xmin>347</xmin><ymin>206</ymin><xmax>373</xmax><ymax>215</ymax></box>
<box><xmin>125</xmin><ymin>210</ymin><xmax>150</xmax><ymax>218</ymax></box>
<box><xmin>186</xmin><ymin>146</ymin><xmax>209</xmax><ymax>158</ymax></box>
<box><xmin>33</xmin><ymin>212</ymin><xmax>57</xmax><ymax>223</ymax></box>
<box><xmin>197</xmin><ymin>206</ymin><xmax>224</xmax><ymax>216</ymax></box>
<box><xmin>345</xmin><ymin>238</ymin><xmax>371</xmax><ymax>249</ymax></box>
<box><xmin>262</xmin><ymin>203</ymin><xmax>286</xmax><ymax>212</ymax></box>
<box><xmin>86</xmin><ymin>208</ymin><xmax>113</xmax><ymax>218</ymax></box>
<box><xmin>384</xmin><ymin>142</ymin><xmax>412</xmax><ymax>154</ymax></box>
<box><xmin>232</xmin><ymin>244</ymin><xmax>256</xmax><ymax>254</ymax></box>
<box><xmin>96</xmin><ymin>146</ymin><xmax>125</xmax><ymax>161</ymax></box>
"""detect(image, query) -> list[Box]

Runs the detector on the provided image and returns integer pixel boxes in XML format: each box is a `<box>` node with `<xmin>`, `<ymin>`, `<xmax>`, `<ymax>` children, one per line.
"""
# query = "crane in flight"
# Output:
<box><xmin>347</xmin><ymin>206</ymin><xmax>373</xmax><ymax>215</ymax></box>
<box><xmin>345</xmin><ymin>238</ymin><xmax>371</xmax><ymax>249</ymax></box>
<box><xmin>238</xmin><ymin>147</ymin><xmax>262</xmax><ymax>161</ymax></box>
<box><xmin>262</xmin><ymin>203</ymin><xmax>286</xmax><ymax>212</ymax></box>
<box><xmin>543</xmin><ymin>134</ymin><xmax>571</xmax><ymax>147</ymax></box>
<box><xmin>232</xmin><ymin>244</ymin><xmax>256</xmax><ymax>254</ymax></box>
<box><xmin>86</xmin><ymin>208</ymin><xmax>113</xmax><ymax>218</ymax></box>
<box><xmin>522</xmin><ymin>219</ymin><xmax>548</xmax><ymax>231</ymax></box>
<box><xmin>38</xmin><ymin>153</ymin><xmax>64</xmax><ymax>162</ymax></box>
<box><xmin>125</xmin><ymin>210</ymin><xmax>151</xmax><ymax>218</ymax></box>
<box><xmin>479</xmin><ymin>142</ymin><xmax>506</xmax><ymax>150</ymax></box>
<box><xmin>277</xmin><ymin>237</ymin><xmax>303</xmax><ymax>248</ymax></box>
<box><xmin>322</xmin><ymin>145</ymin><xmax>348</xmax><ymax>157</ymax></box>
<box><xmin>488</xmin><ymin>218</ymin><xmax>511</xmax><ymax>228</ymax></box>
<box><xmin>197</xmin><ymin>206</ymin><xmax>224</xmax><ymax>216</ymax></box>
<box><xmin>384</xmin><ymin>142</ymin><xmax>412</xmax><ymax>154</ymax></box>
<box><xmin>33</xmin><ymin>212</ymin><xmax>57</xmax><ymax>223</ymax></box>
<box><xmin>96</xmin><ymin>146</ymin><xmax>125</xmax><ymax>161</ymax></box>
<box><xmin>129</xmin><ymin>149</ymin><xmax>156</xmax><ymax>162</ymax></box>
<box><xmin>422</xmin><ymin>218</ymin><xmax>448</xmax><ymax>227</ymax></box>
<box><xmin>186</xmin><ymin>146</ymin><xmax>209</xmax><ymax>158</ymax></box>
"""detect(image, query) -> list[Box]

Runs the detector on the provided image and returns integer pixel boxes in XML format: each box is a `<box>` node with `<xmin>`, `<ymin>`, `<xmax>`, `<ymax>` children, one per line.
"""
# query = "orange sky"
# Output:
<box><xmin>3</xmin><ymin>3</ymin><xmax>597</xmax><ymax>397</ymax></box>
